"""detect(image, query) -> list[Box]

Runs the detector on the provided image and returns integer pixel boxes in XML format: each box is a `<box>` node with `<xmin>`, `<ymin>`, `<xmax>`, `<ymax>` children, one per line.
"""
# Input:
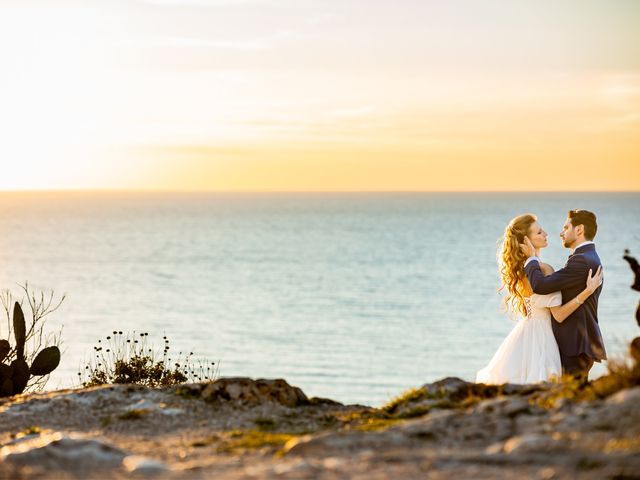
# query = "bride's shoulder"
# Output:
<box><xmin>531</xmin><ymin>290</ymin><xmax>562</xmax><ymax>307</ymax></box>
<box><xmin>539</xmin><ymin>262</ymin><xmax>555</xmax><ymax>275</ymax></box>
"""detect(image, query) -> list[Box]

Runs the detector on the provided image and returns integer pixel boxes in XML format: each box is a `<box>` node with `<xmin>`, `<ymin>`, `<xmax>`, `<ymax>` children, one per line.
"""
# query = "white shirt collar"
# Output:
<box><xmin>572</xmin><ymin>241</ymin><xmax>594</xmax><ymax>253</ymax></box>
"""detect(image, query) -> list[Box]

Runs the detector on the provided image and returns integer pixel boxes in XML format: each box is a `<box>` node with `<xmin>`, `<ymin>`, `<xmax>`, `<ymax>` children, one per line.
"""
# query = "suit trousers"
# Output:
<box><xmin>560</xmin><ymin>352</ymin><xmax>594</xmax><ymax>381</ymax></box>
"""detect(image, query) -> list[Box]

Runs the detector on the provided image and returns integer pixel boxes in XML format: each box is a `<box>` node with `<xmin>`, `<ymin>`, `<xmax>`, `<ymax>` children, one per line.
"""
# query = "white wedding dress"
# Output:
<box><xmin>476</xmin><ymin>292</ymin><xmax>563</xmax><ymax>384</ymax></box>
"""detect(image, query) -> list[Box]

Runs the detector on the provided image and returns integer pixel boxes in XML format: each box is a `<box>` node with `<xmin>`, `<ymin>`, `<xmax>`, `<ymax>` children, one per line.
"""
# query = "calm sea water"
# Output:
<box><xmin>0</xmin><ymin>192</ymin><xmax>638</xmax><ymax>407</ymax></box>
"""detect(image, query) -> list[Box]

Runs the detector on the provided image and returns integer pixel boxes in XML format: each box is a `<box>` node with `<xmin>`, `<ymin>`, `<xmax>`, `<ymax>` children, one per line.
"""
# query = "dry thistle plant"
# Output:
<box><xmin>79</xmin><ymin>331</ymin><xmax>220</xmax><ymax>388</ymax></box>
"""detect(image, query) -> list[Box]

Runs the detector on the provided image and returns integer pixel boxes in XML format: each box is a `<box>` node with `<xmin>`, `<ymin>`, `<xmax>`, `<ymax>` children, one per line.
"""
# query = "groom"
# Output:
<box><xmin>521</xmin><ymin>209</ymin><xmax>607</xmax><ymax>381</ymax></box>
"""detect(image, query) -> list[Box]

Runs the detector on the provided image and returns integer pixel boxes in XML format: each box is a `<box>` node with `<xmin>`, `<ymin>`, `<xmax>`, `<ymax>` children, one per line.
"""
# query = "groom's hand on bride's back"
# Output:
<box><xmin>586</xmin><ymin>266</ymin><xmax>604</xmax><ymax>293</ymax></box>
<box><xmin>519</xmin><ymin>237</ymin><xmax>536</xmax><ymax>258</ymax></box>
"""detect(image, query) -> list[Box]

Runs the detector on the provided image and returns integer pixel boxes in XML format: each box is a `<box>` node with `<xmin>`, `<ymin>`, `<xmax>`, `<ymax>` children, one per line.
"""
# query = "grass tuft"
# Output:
<box><xmin>381</xmin><ymin>387</ymin><xmax>428</xmax><ymax>414</ymax></box>
<box><xmin>18</xmin><ymin>425</ymin><xmax>41</xmax><ymax>437</ymax></box>
<box><xmin>118</xmin><ymin>408</ymin><xmax>150</xmax><ymax>420</ymax></box>
<box><xmin>253</xmin><ymin>417</ymin><xmax>277</xmax><ymax>430</ymax></box>
<box><xmin>216</xmin><ymin>429</ymin><xmax>297</xmax><ymax>453</ymax></box>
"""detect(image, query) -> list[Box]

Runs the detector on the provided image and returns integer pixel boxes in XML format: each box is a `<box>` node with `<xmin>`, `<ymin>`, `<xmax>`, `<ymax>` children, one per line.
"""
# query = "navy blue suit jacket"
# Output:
<box><xmin>524</xmin><ymin>243</ymin><xmax>606</xmax><ymax>361</ymax></box>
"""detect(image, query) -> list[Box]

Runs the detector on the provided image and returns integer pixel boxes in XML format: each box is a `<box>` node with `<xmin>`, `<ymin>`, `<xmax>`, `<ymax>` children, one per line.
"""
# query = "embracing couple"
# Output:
<box><xmin>476</xmin><ymin>209</ymin><xmax>607</xmax><ymax>385</ymax></box>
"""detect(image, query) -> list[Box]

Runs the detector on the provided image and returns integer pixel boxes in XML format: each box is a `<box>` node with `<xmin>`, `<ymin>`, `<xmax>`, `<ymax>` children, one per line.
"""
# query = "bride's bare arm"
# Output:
<box><xmin>549</xmin><ymin>266</ymin><xmax>603</xmax><ymax>323</ymax></box>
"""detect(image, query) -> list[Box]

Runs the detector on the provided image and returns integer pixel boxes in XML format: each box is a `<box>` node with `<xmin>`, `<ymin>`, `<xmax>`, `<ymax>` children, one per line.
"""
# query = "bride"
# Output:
<box><xmin>476</xmin><ymin>213</ymin><xmax>603</xmax><ymax>384</ymax></box>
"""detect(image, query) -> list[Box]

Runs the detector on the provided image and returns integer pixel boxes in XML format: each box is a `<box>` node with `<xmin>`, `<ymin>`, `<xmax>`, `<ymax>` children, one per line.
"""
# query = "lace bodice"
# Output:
<box><xmin>524</xmin><ymin>292</ymin><xmax>562</xmax><ymax>319</ymax></box>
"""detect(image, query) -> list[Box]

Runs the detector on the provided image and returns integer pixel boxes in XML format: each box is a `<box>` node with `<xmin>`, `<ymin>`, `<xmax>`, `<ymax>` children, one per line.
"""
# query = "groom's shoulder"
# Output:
<box><xmin>571</xmin><ymin>245</ymin><xmax>600</xmax><ymax>266</ymax></box>
<box><xmin>566</xmin><ymin>251</ymin><xmax>590</xmax><ymax>267</ymax></box>
<box><xmin>585</xmin><ymin>246</ymin><xmax>601</xmax><ymax>263</ymax></box>
<box><xmin>573</xmin><ymin>243</ymin><xmax>598</xmax><ymax>257</ymax></box>
<box><xmin>569</xmin><ymin>250</ymin><xmax>590</xmax><ymax>259</ymax></box>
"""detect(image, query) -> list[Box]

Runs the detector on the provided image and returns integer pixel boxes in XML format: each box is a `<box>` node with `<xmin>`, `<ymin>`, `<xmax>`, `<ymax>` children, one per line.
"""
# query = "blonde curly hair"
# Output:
<box><xmin>498</xmin><ymin>213</ymin><xmax>537</xmax><ymax>317</ymax></box>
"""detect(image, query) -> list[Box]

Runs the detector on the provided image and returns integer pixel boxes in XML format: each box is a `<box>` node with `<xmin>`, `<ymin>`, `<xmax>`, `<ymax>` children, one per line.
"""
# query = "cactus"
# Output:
<box><xmin>13</xmin><ymin>302</ymin><xmax>26</xmax><ymax>360</ymax></box>
<box><xmin>11</xmin><ymin>359</ymin><xmax>29</xmax><ymax>393</ymax></box>
<box><xmin>0</xmin><ymin>379</ymin><xmax>12</xmax><ymax>397</ymax></box>
<box><xmin>623</xmin><ymin>249</ymin><xmax>640</xmax><ymax>292</ymax></box>
<box><xmin>30</xmin><ymin>347</ymin><xmax>61</xmax><ymax>376</ymax></box>
<box><xmin>0</xmin><ymin>363</ymin><xmax>12</xmax><ymax>376</ymax></box>
<box><xmin>0</xmin><ymin>340</ymin><xmax>9</xmax><ymax>363</ymax></box>
<box><xmin>623</xmin><ymin>250</ymin><xmax>640</xmax><ymax>328</ymax></box>
<box><xmin>0</xmin><ymin>302</ymin><xmax>61</xmax><ymax>397</ymax></box>
<box><xmin>624</xmin><ymin>249</ymin><xmax>640</xmax><ymax>363</ymax></box>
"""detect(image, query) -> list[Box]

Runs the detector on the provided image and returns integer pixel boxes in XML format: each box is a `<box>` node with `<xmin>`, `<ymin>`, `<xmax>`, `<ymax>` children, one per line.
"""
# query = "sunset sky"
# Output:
<box><xmin>0</xmin><ymin>0</ymin><xmax>639</xmax><ymax>191</ymax></box>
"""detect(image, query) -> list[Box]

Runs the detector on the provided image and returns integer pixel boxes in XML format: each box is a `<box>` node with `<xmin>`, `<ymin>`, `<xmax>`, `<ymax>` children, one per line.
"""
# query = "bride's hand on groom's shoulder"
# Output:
<box><xmin>586</xmin><ymin>266</ymin><xmax>603</xmax><ymax>293</ymax></box>
<box><xmin>519</xmin><ymin>237</ymin><xmax>536</xmax><ymax>258</ymax></box>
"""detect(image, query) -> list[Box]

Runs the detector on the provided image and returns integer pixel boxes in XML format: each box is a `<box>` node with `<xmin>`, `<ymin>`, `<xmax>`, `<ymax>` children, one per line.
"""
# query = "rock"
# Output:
<box><xmin>500</xmin><ymin>383</ymin><xmax>528</xmax><ymax>395</ymax></box>
<box><xmin>586</xmin><ymin>386</ymin><xmax>640</xmax><ymax>431</ymax></box>
<box><xmin>4</xmin><ymin>432</ymin><xmax>44</xmax><ymax>447</ymax></box>
<box><xmin>277</xmin><ymin>459</ymin><xmax>314</xmax><ymax>473</ymax></box>
<box><xmin>282</xmin><ymin>429</ymin><xmax>411</xmax><ymax>457</ymax></box>
<box><xmin>484</xmin><ymin>441</ymin><xmax>504</xmax><ymax>455</ymax></box>
<box><xmin>605</xmin><ymin>386</ymin><xmax>640</xmax><ymax>406</ymax></box>
<box><xmin>503</xmin><ymin>398</ymin><xmax>532</xmax><ymax>417</ymax></box>
<box><xmin>308</xmin><ymin>396</ymin><xmax>344</xmax><ymax>406</ymax></box>
<box><xmin>474</xmin><ymin>396</ymin><xmax>531</xmax><ymax>418</ymax></box>
<box><xmin>421</xmin><ymin>377</ymin><xmax>472</xmax><ymax>398</ymax></box>
<box><xmin>514</xmin><ymin>414</ymin><xmax>546</xmax><ymax>435</ymax></box>
<box><xmin>590</xmin><ymin>373</ymin><xmax>634</xmax><ymax>399</ymax></box>
<box><xmin>0</xmin><ymin>374</ymin><xmax>638</xmax><ymax>478</ymax></box>
<box><xmin>323</xmin><ymin>456</ymin><xmax>347</xmax><ymax>469</ymax></box>
<box><xmin>356</xmin><ymin>402</ymin><xmax>519</xmax><ymax>450</ymax></box>
<box><xmin>388</xmin><ymin>397</ymin><xmax>449</xmax><ymax>418</ymax></box>
<box><xmin>388</xmin><ymin>376</ymin><xmax>537</xmax><ymax>419</ymax></box>
<box><xmin>501</xmin><ymin>383</ymin><xmax>547</xmax><ymax>396</ymax></box>
<box><xmin>0</xmin><ymin>432</ymin><xmax>127</xmax><ymax>470</ymax></box>
<box><xmin>399</xmin><ymin>409</ymin><xmax>462</xmax><ymax>441</ymax></box>
<box><xmin>122</xmin><ymin>455</ymin><xmax>169</xmax><ymax>476</ymax></box>
<box><xmin>502</xmin><ymin>434</ymin><xmax>559</xmax><ymax>454</ymax></box>
<box><xmin>123</xmin><ymin>399</ymin><xmax>184</xmax><ymax>416</ymax></box>
<box><xmin>200</xmin><ymin>377</ymin><xmax>310</xmax><ymax>407</ymax></box>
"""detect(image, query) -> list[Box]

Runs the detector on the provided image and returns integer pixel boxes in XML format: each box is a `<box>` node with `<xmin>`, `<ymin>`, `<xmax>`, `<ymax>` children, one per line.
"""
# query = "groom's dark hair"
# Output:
<box><xmin>568</xmin><ymin>209</ymin><xmax>597</xmax><ymax>240</ymax></box>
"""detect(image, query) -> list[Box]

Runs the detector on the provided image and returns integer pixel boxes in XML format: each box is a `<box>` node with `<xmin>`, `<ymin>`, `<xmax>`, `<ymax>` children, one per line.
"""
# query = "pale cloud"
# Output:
<box><xmin>600</xmin><ymin>74</ymin><xmax>640</xmax><ymax>102</ymax></box>
<box><xmin>328</xmin><ymin>106</ymin><xmax>378</xmax><ymax>119</ymax></box>
<box><xmin>140</xmin><ymin>0</ymin><xmax>276</xmax><ymax>6</ymax></box>
<box><xmin>114</xmin><ymin>29</ymin><xmax>297</xmax><ymax>52</ymax></box>
<box><xmin>608</xmin><ymin>110</ymin><xmax>640</xmax><ymax>129</ymax></box>
<box><xmin>147</xmin><ymin>36</ymin><xmax>269</xmax><ymax>51</ymax></box>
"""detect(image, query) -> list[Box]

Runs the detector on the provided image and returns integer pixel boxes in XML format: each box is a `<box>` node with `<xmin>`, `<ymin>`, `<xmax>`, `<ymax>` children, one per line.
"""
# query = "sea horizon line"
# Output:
<box><xmin>0</xmin><ymin>189</ymin><xmax>639</xmax><ymax>195</ymax></box>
